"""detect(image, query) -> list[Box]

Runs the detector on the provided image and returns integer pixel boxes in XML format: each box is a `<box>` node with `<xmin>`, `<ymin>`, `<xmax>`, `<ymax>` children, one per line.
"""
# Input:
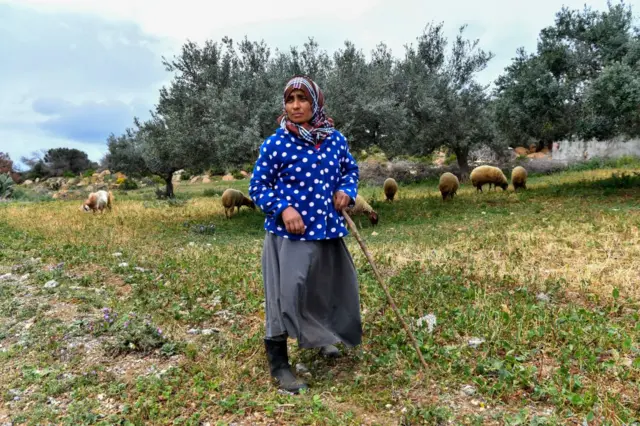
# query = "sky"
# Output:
<box><xmin>0</xmin><ymin>0</ymin><xmax>635</xmax><ymax>169</ymax></box>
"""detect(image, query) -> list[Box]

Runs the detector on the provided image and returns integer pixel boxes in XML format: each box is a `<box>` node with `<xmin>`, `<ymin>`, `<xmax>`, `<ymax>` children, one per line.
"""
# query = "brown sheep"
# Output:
<box><xmin>470</xmin><ymin>165</ymin><xmax>508</xmax><ymax>192</ymax></box>
<box><xmin>82</xmin><ymin>190</ymin><xmax>113</xmax><ymax>213</ymax></box>
<box><xmin>511</xmin><ymin>166</ymin><xmax>528</xmax><ymax>191</ymax></box>
<box><xmin>345</xmin><ymin>195</ymin><xmax>378</xmax><ymax>228</ymax></box>
<box><xmin>438</xmin><ymin>172</ymin><xmax>459</xmax><ymax>201</ymax></box>
<box><xmin>221</xmin><ymin>188</ymin><xmax>255</xmax><ymax>218</ymax></box>
<box><xmin>383</xmin><ymin>178</ymin><xmax>398</xmax><ymax>202</ymax></box>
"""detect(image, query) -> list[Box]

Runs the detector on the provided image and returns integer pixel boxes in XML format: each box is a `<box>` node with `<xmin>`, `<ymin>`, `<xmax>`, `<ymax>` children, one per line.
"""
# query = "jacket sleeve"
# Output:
<box><xmin>337</xmin><ymin>135</ymin><xmax>359</xmax><ymax>206</ymax></box>
<box><xmin>249</xmin><ymin>139</ymin><xmax>291</xmax><ymax>219</ymax></box>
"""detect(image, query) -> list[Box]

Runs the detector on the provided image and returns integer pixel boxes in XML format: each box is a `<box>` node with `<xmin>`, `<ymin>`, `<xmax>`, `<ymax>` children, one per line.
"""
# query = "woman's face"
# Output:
<box><xmin>285</xmin><ymin>89</ymin><xmax>313</xmax><ymax>124</ymax></box>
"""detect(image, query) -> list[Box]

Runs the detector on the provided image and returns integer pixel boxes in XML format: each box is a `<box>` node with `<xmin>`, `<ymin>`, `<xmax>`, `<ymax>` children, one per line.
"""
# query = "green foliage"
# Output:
<box><xmin>180</xmin><ymin>172</ymin><xmax>191</xmax><ymax>181</ymax></box>
<box><xmin>107</xmin><ymin>3</ymin><xmax>638</xmax><ymax>191</ymax></box>
<box><xmin>97</xmin><ymin>311</ymin><xmax>170</xmax><ymax>356</ymax></box>
<box><xmin>44</xmin><ymin>148</ymin><xmax>96</xmax><ymax>176</ymax></box>
<box><xmin>62</xmin><ymin>170</ymin><xmax>76</xmax><ymax>178</ymax></box>
<box><xmin>82</xmin><ymin>169</ymin><xmax>95</xmax><ymax>178</ymax></box>
<box><xmin>494</xmin><ymin>1</ymin><xmax>640</xmax><ymax>145</ymax></box>
<box><xmin>0</xmin><ymin>172</ymin><xmax>15</xmax><ymax>199</ymax></box>
<box><xmin>580</xmin><ymin>62</ymin><xmax>640</xmax><ymax>139</ymax></box>
<box><xmin>444</xmin><ymin>153</ymin><xmax>457</xmax><ymax>165</ymax></box>
<box><xmin>590</xmin><ymin>172</ymin><xmax>640</xmax><ymax>189</ymax></box>
<box><xmin>568</xmin><ymin>155</ymin><xmax>640</xmax><ymax>171</ymax></box>
<box><xmin>119</xmin><ymin>178</ymin><xmax>139</xmax><ymax>191</ymax></box>
<box><xmin>151</xmin><ymin>175</ymin><xmax>165</xmax><ymax>185</ymax></box>
<box><xmin>104</xmin><ymin>131</ymin><xmax>150</xmax><ymax>178</ymax></box>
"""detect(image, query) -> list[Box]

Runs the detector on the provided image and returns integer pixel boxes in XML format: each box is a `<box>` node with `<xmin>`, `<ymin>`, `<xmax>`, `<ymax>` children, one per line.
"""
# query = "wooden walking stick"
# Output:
<box><xmin>342</xmin><ymin>210</ymin><xmax>429</xmax><ymax>372</ymax></box>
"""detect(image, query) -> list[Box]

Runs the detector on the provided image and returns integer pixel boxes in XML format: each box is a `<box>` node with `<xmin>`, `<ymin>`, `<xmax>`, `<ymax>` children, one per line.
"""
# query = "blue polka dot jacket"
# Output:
<box><xmin>249</xmin><ymin>127</ymin><xmax>359</xmax><ymax>241</ymax></box>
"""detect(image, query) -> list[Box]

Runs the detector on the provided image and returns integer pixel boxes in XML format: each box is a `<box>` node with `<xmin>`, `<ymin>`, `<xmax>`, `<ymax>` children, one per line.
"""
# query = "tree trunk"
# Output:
<box><xmin>164</xmin><ymin>173</ymin><xmax>175</xmax><ymax>198</ymax></box>
<box><xmin>454</xmin><ymin>148</ymin><xmax>470</xmax><ymax>181</ymax></box>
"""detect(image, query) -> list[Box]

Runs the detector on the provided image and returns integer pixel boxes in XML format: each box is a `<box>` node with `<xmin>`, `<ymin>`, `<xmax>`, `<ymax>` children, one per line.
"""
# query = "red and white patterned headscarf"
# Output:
<box><xmin>278</xmin><ymin>75</ymin><xmax>335</xmax><ymax>145</ymax></box>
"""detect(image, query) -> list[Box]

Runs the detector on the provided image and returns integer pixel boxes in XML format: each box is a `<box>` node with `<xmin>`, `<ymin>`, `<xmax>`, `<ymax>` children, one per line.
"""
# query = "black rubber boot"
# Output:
<box><xmin>264</xmin><ymin>338</ymin><xmax>308</xmax><ymax>394</ymax></box>
<box><xmin>319</xmin><ymin>344</ymin><xmax>342</xmax><ymax>359</ymax></box>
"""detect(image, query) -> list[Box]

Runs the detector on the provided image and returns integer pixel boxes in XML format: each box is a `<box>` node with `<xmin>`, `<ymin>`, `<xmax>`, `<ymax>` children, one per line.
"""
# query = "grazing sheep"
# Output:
<box><xmin>438</xmin><ymin>172</ymin><xmax>459</xmax><ymax>201</ymax></box>
<box><xmin>345</xmin><ymin>195</ymin><xmax>379</xmax><ymax>228</ymax></box>
<box><xmin>383</xmin><ymin>178</ymin><xmax>398</xmax><ymax>202</ymax></box>
<box><xmin>470</xmin><ymin>165</ymin><xmax>508</xmax><ymax>192</ymax></box>
<box><xmin>82</xmin><ymin>190</ymin><xmax>113</xmax><ymax>213</ymax></box>
<box><xmin>511</xmin><ymin>166</ymin><xmax>528</xmax><ymax>191</ymax></box>
<box><xmin>221</xmin><ymin>188</ymin><xmax>255</xmax><ymax>218</ymax></box>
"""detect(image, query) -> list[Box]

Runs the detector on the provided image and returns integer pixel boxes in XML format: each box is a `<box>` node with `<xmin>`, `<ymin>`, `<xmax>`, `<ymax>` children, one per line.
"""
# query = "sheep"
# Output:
<box><xmin>345</xmin><ymin>195</ymin><xmax>379</xmax><ymax>228</ymax></box>
<box><xmin>511</xmin><ymin>166</ymin><xmax>528</xmax><ymax>191</ymax></box>
<box><xmin>470</xmin><ymin>165</ymin><xmax>508</xmax><ymax>192</ymax></box>
<box><xmin>438</xmin><ymin>172</ymin><xmax>459</xmax><ymax>201</ymax></box>
<box><xmin>82</xmin><ymin>190</ymin><xmax>113</xmax><ymax>213</ymax></box>
<box><xmin>383</xmin><ymin>178</ymin><xmax>398</xmax><ymax>202</ymax></box>
<box><xmin>221</xmin><ymin>188</ymin><xmax>255</xmax><ymax>218</ymax></box>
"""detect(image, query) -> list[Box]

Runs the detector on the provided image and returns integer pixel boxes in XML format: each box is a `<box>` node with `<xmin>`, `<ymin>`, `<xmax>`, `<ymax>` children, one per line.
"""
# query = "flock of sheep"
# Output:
<box><xmin>78</xmin><ymin>165</ymin><xmax>528</xmax><ymax>230</ymax></box>
<box><xmin>220</xmin><ymin>164</ymin><xmax>529</xmax><ymax>227</ymax></box>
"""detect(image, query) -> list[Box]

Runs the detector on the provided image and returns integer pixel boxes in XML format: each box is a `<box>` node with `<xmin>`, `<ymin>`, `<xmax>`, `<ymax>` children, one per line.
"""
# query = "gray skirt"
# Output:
<box><xmin>262</xmin><ymin>232</ymin><xmax>362</xmax><ymax>349</ymax></box>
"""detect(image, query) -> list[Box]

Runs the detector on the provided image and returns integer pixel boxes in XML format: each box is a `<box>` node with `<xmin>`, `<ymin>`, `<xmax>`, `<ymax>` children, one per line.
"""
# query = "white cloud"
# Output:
<box><xmin>0</xmin><ymin>0</ymin><xmax>634</xmax><ymax>165</ymax></box>
<box><xmin>4</xmin><ymin>0</ymin><xmax>383</xmax><ymax>42</ymax></box>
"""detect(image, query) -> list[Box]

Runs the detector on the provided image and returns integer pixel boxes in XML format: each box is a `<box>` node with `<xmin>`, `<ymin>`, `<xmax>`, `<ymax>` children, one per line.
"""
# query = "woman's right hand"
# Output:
<box><xmin>281</xmin><ymin>206</ymin><xmax>306</xmax><ymax>235</ymax></box>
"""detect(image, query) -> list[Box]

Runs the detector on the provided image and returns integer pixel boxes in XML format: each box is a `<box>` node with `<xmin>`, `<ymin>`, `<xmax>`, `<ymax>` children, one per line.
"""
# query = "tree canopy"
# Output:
<box><xmin>104</xmin><ymin>1</ymin><xmax>638</xmax><ymax>193</ymax></box>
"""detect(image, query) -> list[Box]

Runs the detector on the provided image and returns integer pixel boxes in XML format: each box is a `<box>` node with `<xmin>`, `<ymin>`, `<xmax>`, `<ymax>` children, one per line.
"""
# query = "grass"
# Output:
<box><xmin>1</xmin><ymin>167</ymin><xmax>639</xmax><ymax>425</ymax></box>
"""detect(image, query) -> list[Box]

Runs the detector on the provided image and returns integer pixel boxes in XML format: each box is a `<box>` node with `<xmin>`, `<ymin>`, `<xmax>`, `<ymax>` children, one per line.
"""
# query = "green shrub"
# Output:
<box><xmin>83</xmin><ymin>169</ymin><xmax>95</xmax><ymax>178</ymax></box>
<box><xmin>444</xmin><ymin>153</ymin><xmax>457</xmax><ymax>165</ymax></box>
<box><xmin>93</xmin><ymin>310</ymin><xmax>170</xmax><ymax>356</ymax></box>
<box><xmin>62</xmin><ymin>170</ymin><xmax>76</xmax><ymax>178</ymax></box>
<box><xmin>119</xmin><ymin>178</ymin><xmax>139</xmax><ymax>191</ymax></box>
<box><xmin>180</xmin><ymin>172</ymin><xmax>192</xmax><ymax>181</ymax></box>
<box><xmin>0</xmin><ymin>173</ymin><xmax>15</xmax><ymax>199</ymax></box>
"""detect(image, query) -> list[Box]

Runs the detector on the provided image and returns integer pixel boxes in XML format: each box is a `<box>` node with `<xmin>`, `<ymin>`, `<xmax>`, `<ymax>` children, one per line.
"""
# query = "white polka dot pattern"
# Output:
<box><xmin>248</xmin><ymin>128</ymin><xmax>359</xmax><ymax>241</ymax></box>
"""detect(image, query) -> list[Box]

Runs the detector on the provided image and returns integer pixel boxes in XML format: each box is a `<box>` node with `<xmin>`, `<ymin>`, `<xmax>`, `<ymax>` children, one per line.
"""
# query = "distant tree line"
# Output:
<box><xmin>14</xmin><ymin>2</ymin><xmax>639</xmax><ymax>195</ymax></box>
<box><xmin>18</xmin><ymin>148</ymin><xmax>98</xmax><ymax>180</ymax></box>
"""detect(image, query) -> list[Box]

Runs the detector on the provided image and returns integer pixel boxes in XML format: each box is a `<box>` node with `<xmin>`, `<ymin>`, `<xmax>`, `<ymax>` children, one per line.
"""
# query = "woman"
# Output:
<box><xmin>249</xmin><ymin>75</ymin><xmax>362</xmax><ymax>394</ymax></box>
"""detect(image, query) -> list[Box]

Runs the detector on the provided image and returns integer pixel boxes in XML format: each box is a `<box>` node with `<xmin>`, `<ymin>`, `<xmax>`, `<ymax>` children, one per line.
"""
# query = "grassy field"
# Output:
<box><xmin>1</xmin><ymin>167</ymin><xmax>639</xmax><ymax>425</ymax></box>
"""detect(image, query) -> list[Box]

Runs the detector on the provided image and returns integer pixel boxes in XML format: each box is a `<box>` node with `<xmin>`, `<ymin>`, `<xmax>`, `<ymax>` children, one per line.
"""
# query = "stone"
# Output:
<box><xmin>0</xmin><ymin>273</ymin><xmax>13</xmax><ymax>282</ymax></box>
<box><xmin>240</xmin><ymin>170</ymin><xmax>249</xmax><ymax>177</ymax></box>
<box><xmin>112</xmin><ymin>252</ymin><xmax>123</xmax><ymax>257</ymax></box>
<box><xmin>222</xmin><ymin>174</ymin><xmax>235</xmax><ymax>181</ymax></box>
<box><xmin>514</xmin><ymin>147</ymin><xmax>528</xmax><ymax>156</ymax></box>
<box><xmin>461</xmin><ymin>385</ymin><xmax>476</xmax><ymax>396</ymax></box>
<box><xmin>172</xmin><ymin>169</ymin><xmax>185</xmax><ymax>182</ymax></box>
<box><xmin>44</xmin><ymin>280</ymin><xmax>59</xmax><ymax>288</ymax></box>
<box><xmin>468</xmin><ymin>337</ymin><xmax>485</xmax><ymax>348</ymax></box>
<box><xmin>202</xmin><ymin>176</ymin><xmax>211</xmax><ymax>184</ymax></box>
<box><xmin>190</xmin><ymin>176</ymin><xmax>199</xmax><ymax>184</ymax></box>
<box><xmin>536</xmin><ymin>293</ymin><xmax>550</xmax><ymax>303</ymax></box>
<box><xmin>23</xmin><ymin>179</ymin><xmax>33</xmax><ymax>186</ymax></box>
<box><xmin>295</xmin><ymin>363</ymin><xmax>309</xmax><ymax>374</ymax></box>
<box><xmin>118</xmin><ymin>262</ymin><xmax>129</xmax><ymax>268</ymax></box>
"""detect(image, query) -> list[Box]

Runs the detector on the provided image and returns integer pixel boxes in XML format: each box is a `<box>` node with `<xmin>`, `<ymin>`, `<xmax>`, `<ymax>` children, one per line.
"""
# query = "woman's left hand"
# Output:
<box><xmin>333</xmin><ymin>191</ymin><xmax>351</xmax><ymax>211</ymax></box>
